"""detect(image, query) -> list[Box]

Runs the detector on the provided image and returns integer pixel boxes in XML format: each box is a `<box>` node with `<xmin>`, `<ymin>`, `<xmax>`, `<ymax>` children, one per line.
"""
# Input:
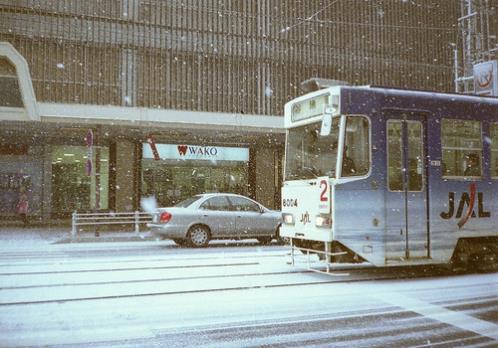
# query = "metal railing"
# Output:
<box><xmin>71</xmin><ymin>211</ymin><xmax>152</xmax><ymax>237</ymax></box>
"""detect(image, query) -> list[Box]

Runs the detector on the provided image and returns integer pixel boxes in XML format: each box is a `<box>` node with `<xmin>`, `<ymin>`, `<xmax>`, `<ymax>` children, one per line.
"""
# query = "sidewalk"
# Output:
<box><xmin>0</xmin><ymin>226</ymin><xmax>156</xmax><ymax>246</ymax></box>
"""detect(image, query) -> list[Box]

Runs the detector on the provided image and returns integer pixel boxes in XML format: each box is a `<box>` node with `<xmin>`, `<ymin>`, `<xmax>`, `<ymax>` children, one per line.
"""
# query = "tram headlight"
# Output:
<box><xmin>315</xmin><ymin>214</ymin><xmax>332</xmax><ymax>228</ymax></box>
<box><xmin>282</xmin><ymin>213</ymin><xmax>295</xmax><ymax>225</ymax></box>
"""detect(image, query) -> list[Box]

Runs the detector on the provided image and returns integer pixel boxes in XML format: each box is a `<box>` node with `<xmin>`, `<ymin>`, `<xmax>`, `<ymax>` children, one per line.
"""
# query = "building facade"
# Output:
<box><xmin>0</xmin><ymin>1</ymin><xmax>467</xmax><ymax>223</ymax></box>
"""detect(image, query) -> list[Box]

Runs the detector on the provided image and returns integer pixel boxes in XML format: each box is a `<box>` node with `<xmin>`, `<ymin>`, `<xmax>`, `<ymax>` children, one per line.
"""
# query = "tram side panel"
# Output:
<box><xmin>428</xmin><ymin>128</ymin><xmax>498</xmax><ymax>264</ymax></box>
<box><xmin>332</xmin><ymin>114</ymin><xmax>388</xmax><ymax>267</ymax></box>
<box><xmin>333</xmin><ymin>181</ymin><xmax>386</xmax><ymax>266</ymax></box>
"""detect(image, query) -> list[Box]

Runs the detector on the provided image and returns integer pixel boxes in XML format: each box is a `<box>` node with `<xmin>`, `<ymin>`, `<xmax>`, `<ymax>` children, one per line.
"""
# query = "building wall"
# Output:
<box><xmin>4</xmin><ymin>1</ymin><xmax>496</xmax><ymax>220</ymax></box>
<box><xmin>0</xmin><ymin>0</ymin><xmax>462</xmax><ymax>116</ymax></box>
<box><xmin>255</xmin><ymin>147</ymin><xmax>277</xmax><ymax>209</ymax></box>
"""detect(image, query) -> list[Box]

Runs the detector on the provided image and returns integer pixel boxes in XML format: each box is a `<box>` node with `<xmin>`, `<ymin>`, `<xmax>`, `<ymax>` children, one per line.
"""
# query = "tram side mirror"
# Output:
<box><xmin>320</xmin><ymin>113</ymin><xmax>332</xmax><ymax>136</ymax></box>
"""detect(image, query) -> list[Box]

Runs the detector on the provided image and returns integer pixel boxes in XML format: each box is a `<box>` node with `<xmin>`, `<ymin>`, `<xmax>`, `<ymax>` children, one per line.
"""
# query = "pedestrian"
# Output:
<box><xmin>17</xmin><ymin>191</ymin><xmax>29</xmax><ymax>227</ymax></box>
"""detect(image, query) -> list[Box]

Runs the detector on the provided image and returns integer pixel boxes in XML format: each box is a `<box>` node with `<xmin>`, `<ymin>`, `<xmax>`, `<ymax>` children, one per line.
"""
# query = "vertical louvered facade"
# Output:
<box><xmin>0</xmin><ymin>0</ymin><xmax>462</xmax><ymax>116</ymax></box>
<box><xmin>3</xmin><ymin>1</ymin><xmax>496</xmax><ymax>222</ymax></box>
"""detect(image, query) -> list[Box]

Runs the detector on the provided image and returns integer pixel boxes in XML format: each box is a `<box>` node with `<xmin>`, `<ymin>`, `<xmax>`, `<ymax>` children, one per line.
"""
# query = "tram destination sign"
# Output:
<box><xmin>291</xmin><ymin>94</ymin><xmax>330</xmax><ymax>122</ymax></box>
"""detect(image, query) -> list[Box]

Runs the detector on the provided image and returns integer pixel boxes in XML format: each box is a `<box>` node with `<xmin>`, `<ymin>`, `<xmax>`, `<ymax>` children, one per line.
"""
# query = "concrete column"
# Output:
<box><xmin>115</xmin><ymin>140</ymin><xmax>136</xmax><ymax>212</ymax></box>
<box><xmin>120</xmin><ymin>0</ymin><xmax>139</xmax><ymax>106</ymax></box>
<box><xmin>41</xmin><ymin>144</ymin><xmax>52</xmax><ymax>221</ymax></box>
<box><xmin>255</xmin><ymin>147</ymin><xmax>276</xmax><ymax>209</ymax></box>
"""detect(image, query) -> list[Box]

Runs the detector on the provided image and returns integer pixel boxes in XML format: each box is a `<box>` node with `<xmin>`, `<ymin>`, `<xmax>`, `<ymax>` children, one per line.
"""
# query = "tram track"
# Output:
<box><xmin>0</xmin><ymin>261</ymin><xmax>262</xmax><ymax>276</ymax></box>
<box><xmin>0</xmin><ymin>275</ymin><xmax>393</xmax><ymax>307</ymax></box>
<box><xmin>1</xmin><ymin>264</ymin><xmax>486</xmax><ymax>307</ymax></box>
<box><xmin>0</xmin><ymin>248</ymin><xmax>289</xmax><ymax>268</ymax></box>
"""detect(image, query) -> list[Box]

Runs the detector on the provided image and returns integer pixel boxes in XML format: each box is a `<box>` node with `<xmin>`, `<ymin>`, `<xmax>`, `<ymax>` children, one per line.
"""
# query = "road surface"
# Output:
<box><xmin>1</xmin><ymin>240</ymin><xmax>497</xmax><ymax>347</ymax></box>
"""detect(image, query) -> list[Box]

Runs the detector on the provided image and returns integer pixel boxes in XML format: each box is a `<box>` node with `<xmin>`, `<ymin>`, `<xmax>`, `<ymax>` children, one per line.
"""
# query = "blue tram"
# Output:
<box><xmin>280</xmin><ymin>85</ymin><xmax>498</xmax><ymax>270</ymax></box>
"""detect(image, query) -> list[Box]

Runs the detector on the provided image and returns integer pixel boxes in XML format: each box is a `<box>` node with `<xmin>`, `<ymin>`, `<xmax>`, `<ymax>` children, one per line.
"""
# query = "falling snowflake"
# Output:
<box><xmin>265</xmin><ymin>85</ymin><xmax>273</xmax><ymax>97</ymax></box>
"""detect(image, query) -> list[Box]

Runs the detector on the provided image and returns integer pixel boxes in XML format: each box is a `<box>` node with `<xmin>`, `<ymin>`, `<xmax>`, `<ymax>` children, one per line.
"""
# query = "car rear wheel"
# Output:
<box><xmin>188</xmin><ymin>225</ymin><xmax>210</xmax><ymax>247</ymax></box>
<box><xmin>257</xmin><ymin>236</ymin><xmax>273</xmax><ymax>245</ymax></box>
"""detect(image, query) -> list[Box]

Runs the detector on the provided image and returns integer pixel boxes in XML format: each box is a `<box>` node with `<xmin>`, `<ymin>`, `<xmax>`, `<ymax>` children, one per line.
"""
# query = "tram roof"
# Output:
<box><xmin>341</xmin><ymin>85</ymin><xmax>498</xmax><ymax>106</ymax></box>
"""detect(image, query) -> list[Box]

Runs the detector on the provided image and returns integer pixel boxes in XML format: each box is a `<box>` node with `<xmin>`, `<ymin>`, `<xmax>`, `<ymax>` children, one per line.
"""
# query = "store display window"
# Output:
<box><xmin>142</xmin><ymin>143</ymin><xmax>249</xmax><ymax>207</ymax></box>
<box><xmin>51</xmin><ymin>145</ymin><xmax>109</xmax><ymax>215</ymax></box>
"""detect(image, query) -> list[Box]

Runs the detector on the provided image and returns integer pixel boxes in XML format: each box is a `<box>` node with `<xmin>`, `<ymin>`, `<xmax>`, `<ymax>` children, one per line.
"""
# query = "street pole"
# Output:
<box><xmin>94</xmin><ymin>126</ymin><xmax>101</xmax><ymax>237</ymax></box>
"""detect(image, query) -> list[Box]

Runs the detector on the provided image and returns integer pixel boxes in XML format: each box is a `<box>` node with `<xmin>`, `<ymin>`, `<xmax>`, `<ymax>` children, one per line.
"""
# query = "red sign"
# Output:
<box><xmin>147</xmin><ymin>135</ymin><xmax>160</xmax><ymax>161</ymax></box>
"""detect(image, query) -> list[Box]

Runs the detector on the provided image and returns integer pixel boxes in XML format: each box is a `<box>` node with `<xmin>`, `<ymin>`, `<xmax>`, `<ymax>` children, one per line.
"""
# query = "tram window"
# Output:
<box><xmin>342</xmin><ymin>116</ymin><xmax>370</xmax><ymax>177</ymax></box>
<box><xmin>491</xmin><ymin>123</ymin><xmax>498</xmax><ymax>178</ymax></box>
<box><xmin>387</xmin><ymin>120</ymin><xmax>424</xmax><ymax>192</ymax></box>
<box><xmin>441</xmin><ymin>119</ymin><xmax>482</xmax><ymax>178</ymax></box>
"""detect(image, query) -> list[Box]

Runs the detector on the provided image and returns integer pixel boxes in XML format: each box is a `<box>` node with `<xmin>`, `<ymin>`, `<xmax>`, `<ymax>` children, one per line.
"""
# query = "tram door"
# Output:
<box><xmin>385</xmin><ymin>113</ymin><xmax>429</xmax><ymax>260</ymax></box>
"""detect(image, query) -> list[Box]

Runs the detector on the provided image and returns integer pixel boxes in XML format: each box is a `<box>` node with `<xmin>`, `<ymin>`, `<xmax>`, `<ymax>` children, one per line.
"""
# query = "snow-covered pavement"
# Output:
<box><xmin>0</xmin><ymin>234</ymin><xmax>497</xmax><ymax>347</ymax></box>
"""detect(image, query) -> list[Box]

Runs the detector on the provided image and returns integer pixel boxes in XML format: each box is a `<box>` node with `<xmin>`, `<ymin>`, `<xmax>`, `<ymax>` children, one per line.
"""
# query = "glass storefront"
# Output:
<box><xmin>51</xmin><ymin>145</ymin><xmax>109</xmax><ymax>215</ymax></box>
<box><xmin>142</xmin><ymin>143</ymin><xmax>249</xmax><ymax>207</ymax></box>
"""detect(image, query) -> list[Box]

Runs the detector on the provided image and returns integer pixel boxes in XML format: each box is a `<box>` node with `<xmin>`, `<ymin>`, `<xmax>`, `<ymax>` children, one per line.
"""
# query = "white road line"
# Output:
<box><xmin>372</xmin><ymin>292</ymin><xmax>498</xmax><ymax>341</ymax></box>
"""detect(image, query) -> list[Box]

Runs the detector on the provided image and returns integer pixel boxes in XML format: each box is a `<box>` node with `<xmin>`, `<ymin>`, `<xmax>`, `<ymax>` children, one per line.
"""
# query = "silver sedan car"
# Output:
<box><xmin>147</xmin><ymin>193</ymin><xmax>283</xmax><ymax>247</ymax></box>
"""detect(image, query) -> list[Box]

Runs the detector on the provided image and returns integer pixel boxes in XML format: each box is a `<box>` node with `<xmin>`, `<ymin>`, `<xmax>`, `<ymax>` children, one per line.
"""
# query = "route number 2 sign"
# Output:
<box><xmin>318</xmin><ymin>177</ymin><xmax>331</xmax><ymax>213</ymax></box>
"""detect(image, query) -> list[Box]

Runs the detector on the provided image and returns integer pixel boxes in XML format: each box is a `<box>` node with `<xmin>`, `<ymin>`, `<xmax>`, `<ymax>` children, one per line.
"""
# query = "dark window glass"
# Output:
<box><xmin>490</xmin><ymin>123</ymin><xmax>498</xmax><ymax>178</ymax></box>
<box><xmin>175</xmin><ymin>196</ymin><xmax>202</xmax><ymax>207</ymax></box>
<box><xmin>441</xmin><ymin>119</ymin><xmax>482</xmax><ymax>178</ymax></box>
<box><xmin>200</xmin><ymin>196</ymin><xmax>231</xmax><ymax>211</ymax></box>
<box><xmin>0</xmin><ymin>58</ymin><xmax>23</xmax><ymax>107</ymax></box>
<box><xmin>387</xmin><ymin>120</ymin><xmax>424</xmax><ymax>192</ymax></box>
<box><xmin>342</xmin><ymin>116</ymin><xmax>370</xmax><ymax>177</ymax></box>
<box><xmin>228</xmin><ymin>196</ymin><xmax>260</xmax><ymax>212</ymax></box>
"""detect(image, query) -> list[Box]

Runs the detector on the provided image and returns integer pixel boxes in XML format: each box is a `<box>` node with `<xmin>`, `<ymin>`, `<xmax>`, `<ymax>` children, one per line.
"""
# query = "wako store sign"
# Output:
<box><xmin>143</xmin><ymin>143</ymin><xmax>249</xmax><ymax>162</ymax></box>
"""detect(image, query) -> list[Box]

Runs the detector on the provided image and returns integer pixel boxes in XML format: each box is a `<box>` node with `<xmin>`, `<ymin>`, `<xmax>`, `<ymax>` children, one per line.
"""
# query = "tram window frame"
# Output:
<box><xmin>490</xmin><ymin>122</ymin><xmax>498</xmax><ymax>179</ymax></box>
<box><xmin>341</xmin><ymin>115</ymin><xmax>371</xmax><ymax>178</ymax></box>
<box><xmin>440</xmin><ymin>119</ymin><xmax>483</xmax><ymax>180</ymax></box>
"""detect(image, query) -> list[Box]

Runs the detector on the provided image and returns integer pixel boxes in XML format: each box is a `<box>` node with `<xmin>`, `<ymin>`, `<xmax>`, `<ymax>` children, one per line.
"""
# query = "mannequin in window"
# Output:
<box><xmin>464</xmin><ymin>153</ymin><xmax>481</xmax><ymax>177</ymax></box>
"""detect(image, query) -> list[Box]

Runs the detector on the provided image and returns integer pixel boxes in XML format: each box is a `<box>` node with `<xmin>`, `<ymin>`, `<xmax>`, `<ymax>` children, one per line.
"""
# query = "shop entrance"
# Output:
<box><xmin>51</xmin><ymin>145</ymin><xmax>109</xmax><ymax>216</ymax></box>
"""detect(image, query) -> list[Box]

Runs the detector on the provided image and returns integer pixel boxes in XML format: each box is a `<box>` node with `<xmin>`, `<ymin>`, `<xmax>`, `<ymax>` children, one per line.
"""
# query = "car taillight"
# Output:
<box><xmin>160</xmin><ymin>211</ymin><xmax>172</xmax><ymax>223</ymax></box>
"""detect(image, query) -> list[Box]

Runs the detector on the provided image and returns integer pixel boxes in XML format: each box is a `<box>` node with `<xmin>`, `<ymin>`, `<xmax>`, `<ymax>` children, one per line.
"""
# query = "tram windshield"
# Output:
<box><xmin>285</xmin><ymin>117</ymin><xmax>340</xmax><ymax>180</ymax></box>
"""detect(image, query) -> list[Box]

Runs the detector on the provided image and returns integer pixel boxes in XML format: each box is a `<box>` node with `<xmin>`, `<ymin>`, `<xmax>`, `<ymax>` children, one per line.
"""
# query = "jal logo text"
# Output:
<box><xmin>300</xmin><ymin>212</ymin><xmax>310</xmax><ymax>225</ymax></box>
<box><xmin>440</xmin><ymin>184</ymin><xmax>490</xmax><ymax>228</ymax></box>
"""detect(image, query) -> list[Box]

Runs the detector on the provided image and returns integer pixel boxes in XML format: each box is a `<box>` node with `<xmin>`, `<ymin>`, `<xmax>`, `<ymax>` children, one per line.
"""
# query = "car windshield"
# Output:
<box><xmin>285</xmin><ymin>117</ymin><xmax>340</xmax><ymax>180</ymax></box>
<box><xmin>174</xmin><ymin>195</ymin><xmax>203</xmax><ymax>207</ymax></box>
